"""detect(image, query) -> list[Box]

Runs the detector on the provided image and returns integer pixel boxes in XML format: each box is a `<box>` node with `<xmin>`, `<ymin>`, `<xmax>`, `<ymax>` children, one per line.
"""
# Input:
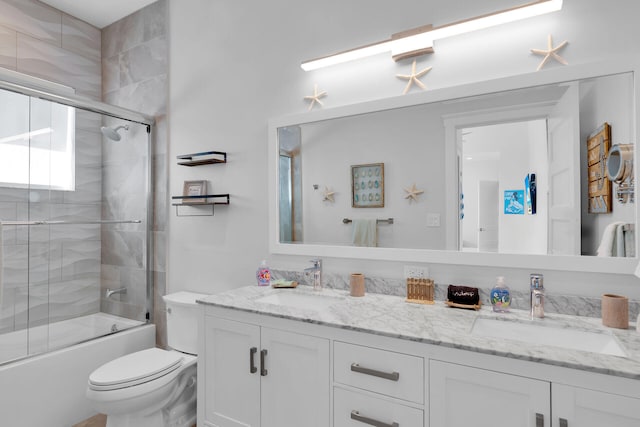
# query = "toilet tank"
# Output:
<box><xmin>163</xmin><ymin>291</ymin><xmax>208</xmax><ymax>355</ymax></box>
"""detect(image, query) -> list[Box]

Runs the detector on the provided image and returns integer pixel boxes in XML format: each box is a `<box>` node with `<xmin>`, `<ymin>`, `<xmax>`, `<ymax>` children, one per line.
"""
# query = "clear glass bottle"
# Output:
<box><xmin>490</xmin><ymin>276</ymin><xmax>511</xmax><ymax>313</ymax></box>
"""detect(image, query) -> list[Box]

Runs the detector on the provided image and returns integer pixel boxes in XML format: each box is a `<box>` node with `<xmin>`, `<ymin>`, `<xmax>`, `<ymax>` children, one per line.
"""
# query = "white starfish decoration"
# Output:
<box><xmin>531</xmin><ymin>34</ymin><xmax>568</xmax><ymax>71</ymax></box>
<box><xmin>396</xmin><ymin>60</ymin><xmax>432</xmax><ymax>95</ymax></box>
<box><xmin>322</xmin><ymin>186</ymin><xmax>335</xmax><ymax>202</ymax></box>
<box><xmin>304</xmin><ymin>84</ymin><xmax>327</xmax><ymax>111</ymax></box>
<box><xmin>404</xmin><ymin>183</ymin><xmax>424</xmax><ymax>202</ymax></box>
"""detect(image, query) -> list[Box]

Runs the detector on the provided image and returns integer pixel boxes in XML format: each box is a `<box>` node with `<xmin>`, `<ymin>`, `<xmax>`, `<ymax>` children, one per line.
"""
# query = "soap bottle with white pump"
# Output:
<box><xmin>490</xmin><ymin>276</ymin><xmax>511</xmax><ymax>313</ymax></box>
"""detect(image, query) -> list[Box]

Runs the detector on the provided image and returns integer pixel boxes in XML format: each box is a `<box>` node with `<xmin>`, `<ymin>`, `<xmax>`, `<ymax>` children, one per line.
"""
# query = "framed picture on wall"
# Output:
<box><xmin>504</xmin><ymin>190</ymin><xmax>524</xmax><ymax>215</ymax></box>
<box><xmin>182</xmin><ymin>180</ymin><xmax>207</xmax><ymax>204</ymax></box>
<box><xmin>351</xmin><ymin>163</ymin><xmax>384</xmax><ymax>208</ymax></box>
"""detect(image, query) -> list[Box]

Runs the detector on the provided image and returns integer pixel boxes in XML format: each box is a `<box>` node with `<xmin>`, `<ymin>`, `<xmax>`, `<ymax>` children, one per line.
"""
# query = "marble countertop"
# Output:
<box><xmin>198</xmin><ymin>285</ymin><xmax>640</xmax><ymax>380</ymax></box>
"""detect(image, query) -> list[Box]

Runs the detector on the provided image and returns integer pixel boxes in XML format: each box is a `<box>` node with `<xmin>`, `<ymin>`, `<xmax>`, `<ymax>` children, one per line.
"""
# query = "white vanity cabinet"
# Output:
<box><xmin>552</xmin><ymin>384</ymin><xmax>640</xmax><ymax>427</ymax></box>
<box><xmin>430</xmin><ymin>360</ymin><xmax>551</xmax><ymax>427</ymax></box>
<box><xmin>198</xmin><ymin>314</ymin><xmax>330</xmax><ymax>427</ymax></box>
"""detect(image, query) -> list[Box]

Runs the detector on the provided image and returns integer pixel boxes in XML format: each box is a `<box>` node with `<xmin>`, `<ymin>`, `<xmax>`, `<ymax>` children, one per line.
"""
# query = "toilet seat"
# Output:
<box><xmin>89</xmin><ymin>348</ymin><xmax>184</xmax><ymax>391</ymax></box>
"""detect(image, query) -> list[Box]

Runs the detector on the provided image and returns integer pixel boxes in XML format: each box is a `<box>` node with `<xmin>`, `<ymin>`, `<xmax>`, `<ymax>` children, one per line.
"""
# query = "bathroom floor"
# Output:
<box><xmin>72</xmin><ymin>414</ymin><xmax>106</xmax><ymax>427</ymax></box>
<box><xmin>72</xmin><ymin>414</ymin><xmax>197</xmax><ymax>427</ymax></box>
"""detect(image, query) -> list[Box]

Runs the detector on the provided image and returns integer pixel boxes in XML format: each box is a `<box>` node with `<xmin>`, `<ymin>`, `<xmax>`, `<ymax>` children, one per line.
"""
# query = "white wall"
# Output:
<box><xmin>300</xmin><ymin>104</ymin><xmax>446</xmax><ymax>249</ymax></box>
<box><xmin>168</xmin><ymin>0</ymin><xmax>640</xmax><ymax>299</ymax></box>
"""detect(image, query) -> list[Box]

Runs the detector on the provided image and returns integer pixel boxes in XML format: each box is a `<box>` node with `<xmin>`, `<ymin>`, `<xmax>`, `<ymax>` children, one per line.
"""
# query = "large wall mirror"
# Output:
<box><xmin>268</xmin><ymin>60</ymin><xmax>640</xmax><ymax>274</ymax></box>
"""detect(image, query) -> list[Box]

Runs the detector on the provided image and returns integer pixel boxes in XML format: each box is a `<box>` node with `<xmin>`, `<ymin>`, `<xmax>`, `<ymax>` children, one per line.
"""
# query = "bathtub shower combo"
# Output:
<box><xmin>0</xmin><ymin>70</ymin><xmax>155</xmax><ymax>366</ymax></box>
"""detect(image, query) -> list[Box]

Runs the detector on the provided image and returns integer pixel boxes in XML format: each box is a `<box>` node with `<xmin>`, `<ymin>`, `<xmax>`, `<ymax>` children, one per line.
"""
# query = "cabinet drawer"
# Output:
<box><xmin>334</xmin><ymin>387</ymin><xmax>423</xmax><ymax>427</ymax></box>
<box><xmin>334</xmin><ymin>341</ymin><xmax>424</xmax><ymax>404</ymax></box>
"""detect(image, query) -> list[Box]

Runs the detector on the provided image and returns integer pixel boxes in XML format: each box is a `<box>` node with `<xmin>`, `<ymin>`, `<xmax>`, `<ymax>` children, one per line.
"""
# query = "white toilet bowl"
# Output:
<box><xmin>86</xmin><ymin>291</ymin><xmax>207</xmax><ymax>427</ymax></box>
<box><xmin>86</xmin><ymin>348</ymin><xmax>197</xmax><ymax>427</ymax></box>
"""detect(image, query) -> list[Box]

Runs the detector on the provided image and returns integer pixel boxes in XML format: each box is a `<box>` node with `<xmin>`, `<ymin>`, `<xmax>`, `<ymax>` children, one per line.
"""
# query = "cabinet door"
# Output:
<box><xmin>202</xmin><ymin>316</ymin><xmax>261</xmax><ymax>427</ymax></box>
<box><xmin>430</xmin><ymin>360</ymin><xmax>551</xmax><ymax>427</ymax></box>
<box><xmin>553</xmin><ymin>384</ymin><xmax>640</xmax><ymax>427</ymax></box>
<box><xmin>260</xmin><ymin>327</ymin><xmax>330</xmax><ymax>427</ymax></box>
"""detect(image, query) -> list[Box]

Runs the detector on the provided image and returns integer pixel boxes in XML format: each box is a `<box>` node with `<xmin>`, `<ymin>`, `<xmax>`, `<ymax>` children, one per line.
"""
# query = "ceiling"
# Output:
<box><xmin>39</xmin><ymin>0</ymin><xmax>158</xmax><ymax>29</ymax></box>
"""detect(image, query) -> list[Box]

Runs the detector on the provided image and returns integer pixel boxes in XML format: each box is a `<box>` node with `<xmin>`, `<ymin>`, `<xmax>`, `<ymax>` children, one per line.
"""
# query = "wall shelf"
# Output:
<box><xmin>177</xmin><ymin>151</ymin><xmax>227</xmax><ymax>166</ymax></box>
<box><xmin>174</xmin><ymin>150</ymin><xmax>229</xmax><ymax>216</ymax></box>
<box><xmin>171</xmin><ymin>194</ymin><xmax>230</xmax><ymax>216</ymax></box>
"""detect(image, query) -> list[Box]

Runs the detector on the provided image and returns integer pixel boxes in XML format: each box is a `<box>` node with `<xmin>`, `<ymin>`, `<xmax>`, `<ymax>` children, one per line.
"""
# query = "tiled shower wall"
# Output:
<box><xmin>0</xmin><ymin>0</ymin><xmax>103</xmax><ymax>332</ymax></box>
<box><xmin>101</xmin><ymin>0</ymin><xmax>168</xmax><ymax>347</ymax></box>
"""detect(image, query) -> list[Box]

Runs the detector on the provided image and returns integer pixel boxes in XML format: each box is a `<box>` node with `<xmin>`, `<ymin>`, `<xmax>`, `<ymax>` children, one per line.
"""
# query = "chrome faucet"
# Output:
<box><xmin>530</xmin><ymin>274</ymin><xmax>544</xmax><ymax>318</ymax></box>
<box><xmin>304</xmin><ymin>258</ymin><xmax>323</xmax><ymax>291</ymax></box>
<box><xmin>106</xmin><ymin>287</ymin><xmax>127</xmax><ymax>299</ymax></box>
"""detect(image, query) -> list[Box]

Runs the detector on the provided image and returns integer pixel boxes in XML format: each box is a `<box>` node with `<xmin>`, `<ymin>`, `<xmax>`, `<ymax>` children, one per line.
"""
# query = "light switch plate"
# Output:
<box><xmin>427</xmin><ymin>213</ymin><xmax>440</xmax><ymax>227</ymax></box>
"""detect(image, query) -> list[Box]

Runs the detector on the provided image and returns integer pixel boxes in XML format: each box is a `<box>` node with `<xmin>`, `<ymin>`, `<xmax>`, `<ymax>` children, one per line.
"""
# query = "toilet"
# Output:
<box><xmin>86</xmin><ymin>291</ymin><xmax>207</xmax><ymax>427</ymax></box>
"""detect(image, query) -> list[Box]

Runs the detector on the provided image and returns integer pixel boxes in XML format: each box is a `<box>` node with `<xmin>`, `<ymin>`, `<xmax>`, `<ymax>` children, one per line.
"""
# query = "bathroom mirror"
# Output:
<box><xmin>268</xmin><ymin>60</ymin><xmax>640</xmax><ymax>274</ymax></box>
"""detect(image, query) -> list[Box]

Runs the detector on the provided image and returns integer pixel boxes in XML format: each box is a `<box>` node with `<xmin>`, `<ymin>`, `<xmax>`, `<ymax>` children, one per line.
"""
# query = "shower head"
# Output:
<box><xmin>100</xmin><ymin>125</ymin><xmax>129</xmax><ymax>141</ymax></box>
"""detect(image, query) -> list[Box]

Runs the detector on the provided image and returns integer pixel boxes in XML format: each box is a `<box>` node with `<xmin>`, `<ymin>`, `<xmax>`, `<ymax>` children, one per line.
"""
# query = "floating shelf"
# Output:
<box><xmin>171</xmin><ymin>194</ymin><xmax>230</xmax><ymax>216</ymax></box>
<box><xmin>177</xmin><ymin>151</ymin><xmax>227</xmax><ymax>166</ymax></box>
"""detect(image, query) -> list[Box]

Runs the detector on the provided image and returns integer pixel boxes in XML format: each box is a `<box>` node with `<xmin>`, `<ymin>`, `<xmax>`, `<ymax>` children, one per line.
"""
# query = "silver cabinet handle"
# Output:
<box><xmin>249</xmin><ymin>347</ymin><xmax>257</xmax><ymax>374</ymax></box>
<box><xmin>351</xmin><ymin>410</ymin><xmax>399</xmax><ymax>427</ymax></box>
<box><xmin>350</xmin><ymin>363</ymin><xmax>400</xmax><ymax>381</ymax></box>
<box><xmin>260</xmin><ymin>349</ymin><xmax>268</xmax><ymax>376</ymax></box>
<box><xmin>559</xmin><ymin>418</ymin><xmax>568</xmax><ymax>427</ymax></box>
<box><xmin>536</xmin><ymin>413</ymin><xmax>544</xmax><ymax>427</ymax></box>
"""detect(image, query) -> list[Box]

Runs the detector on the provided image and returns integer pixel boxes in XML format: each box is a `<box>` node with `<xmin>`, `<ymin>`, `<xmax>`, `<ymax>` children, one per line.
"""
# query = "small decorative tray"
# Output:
<box><xmin>271</xmin><ymin>280</ymin><xmax>298</xmax><ymax>289</ymax></box>
<box><xmin>445</xmin><ymin>300</ymin><xmax>482</xmax><ymax>311</ymax></box>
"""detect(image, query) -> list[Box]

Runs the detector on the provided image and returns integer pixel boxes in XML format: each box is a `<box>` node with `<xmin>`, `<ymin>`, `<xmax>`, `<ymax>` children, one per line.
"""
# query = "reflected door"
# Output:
<box><xmin>547</xmin><ymin>83</ymin><xmax>581</xmax><ymax>255</ymax></box>
<box><xmin>478</xmin><ymin>180</ymin><xmax>499</xmax><ymax>252</ymax></box>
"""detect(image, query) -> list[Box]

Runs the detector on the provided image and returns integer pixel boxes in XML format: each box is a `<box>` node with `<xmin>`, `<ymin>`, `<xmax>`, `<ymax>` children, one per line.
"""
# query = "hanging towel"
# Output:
<box><xmin>0</xmin><ymin>221</ymin><xmax>3</xmax><ymax>314</ymax></box>
<box><xmin>597</xmin><ymin>221</ymin><xmax>625</xmax><ymax>257</ymax></box>
<box><xmin>352</xmin><ymin>219</ymin><xmax>377</xmax><ymax>247</ymax></box>
<box><xmin>616</xmin><ymin>222</ymin><xmax>626</xmax><ymax>257</ymax></box>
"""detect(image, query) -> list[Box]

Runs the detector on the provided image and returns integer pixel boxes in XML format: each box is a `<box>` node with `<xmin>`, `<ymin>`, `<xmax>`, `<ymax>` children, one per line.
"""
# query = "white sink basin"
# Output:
<box><xmin>256</xmin><ymin>291</ymin><xmax>342</xmax><ymax>311</ymax></box>
<box><xmin>471</xmin><ymin>317</ymin><xmax>628</xmax><ymax>357</ymax></box>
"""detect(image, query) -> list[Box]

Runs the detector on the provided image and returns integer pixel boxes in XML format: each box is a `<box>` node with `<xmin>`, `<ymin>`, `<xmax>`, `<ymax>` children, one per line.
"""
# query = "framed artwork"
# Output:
<box><xmin>504</xmin><ymin>190</ymin><xmax>524</xmax><ymax>215</ymax></box>
<box><xmin>587</xmin><ymin>122</ymin><xmax>612</xmax><ymax>213</ymax></box>
<box><xmin>182</xmin><ymin>180</ymin><xmax>207</xmax><ymax>204</ymax></box>
<box><xmin>351</xmin><ymin>163</ymin><xmax>384</xmax><ymax>208</ymax></box>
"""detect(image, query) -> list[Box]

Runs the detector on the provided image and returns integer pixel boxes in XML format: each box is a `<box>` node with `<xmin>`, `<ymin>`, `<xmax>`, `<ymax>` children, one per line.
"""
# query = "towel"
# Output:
<box><xmin>597</xmin><ymin>221</ymin><xmax>625</xmax><ymax>257</ymax></box>
<box><xmin>0</xmin><ymin>221</ymin><xmax>3</xmax><ymax>314</ymax></box>
<box><xmin>352</xmin><ymin>219</ymin><xmax>377</xmax><ymax>247</ymax></box>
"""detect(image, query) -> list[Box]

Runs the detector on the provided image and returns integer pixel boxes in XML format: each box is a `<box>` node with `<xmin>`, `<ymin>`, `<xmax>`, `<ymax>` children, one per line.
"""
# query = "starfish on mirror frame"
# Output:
<box><xmin>322</xmin><ymin>186</ymin><xmax>335</xmax><ymax>202</ymax></box>
<box><xmin>531</xmin><ymin>34</ymin><xmax>568</xmax><ymax>71</ymax></box>
<box><xmin>396</xmin><ymin>59</ymin><xmax>432</xmax><ymax>95</ymax></box>
<box><xmin>304</xmin><ymin>83</ymin><xmax>327</xmax><ymax>111</ymax></box>
<box><xmin>404</xmin><ymin>183</ymin><xmax>424</xmax><ymax>202</ymax></box>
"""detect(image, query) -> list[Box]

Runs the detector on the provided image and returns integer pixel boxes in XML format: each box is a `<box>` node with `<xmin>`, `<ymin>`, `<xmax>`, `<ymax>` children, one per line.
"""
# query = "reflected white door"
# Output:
<box><xmin>547</xmin><ymin>83</ymin><xmax>581</xmax><ymax>255</ymax></box>
<box><xmin>478</xmin><ymin>180</ymin><xmax>499</xmax><ymax>252</ymax></box>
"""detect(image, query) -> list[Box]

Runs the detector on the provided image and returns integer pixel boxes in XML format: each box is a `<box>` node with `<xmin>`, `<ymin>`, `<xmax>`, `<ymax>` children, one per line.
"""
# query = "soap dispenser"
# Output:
<box><xmin>256</xmin><ymin>260</ymin><xmax>271</xmax><ymax>287</ymax></box>
<box><xmin>490</xmin><ymin>276</ymin><xmax>511</xmax><ymax>313</ymax></box>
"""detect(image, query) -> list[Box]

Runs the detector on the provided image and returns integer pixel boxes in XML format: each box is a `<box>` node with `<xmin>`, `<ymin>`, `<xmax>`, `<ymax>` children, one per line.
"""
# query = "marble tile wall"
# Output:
<box><xmin>272</xmin><ymin>269</ymin><xmax>640</xmax><ymax>322</ymax></box>
<box><xmin>0</xmin><ymin>0</ymin><xmax>103</xmax><ymax>333</ymax></box>
<box><xmin>101</xmin><ymin>0</ymin><xmax>168</xmax><ymax>348</ymax></box>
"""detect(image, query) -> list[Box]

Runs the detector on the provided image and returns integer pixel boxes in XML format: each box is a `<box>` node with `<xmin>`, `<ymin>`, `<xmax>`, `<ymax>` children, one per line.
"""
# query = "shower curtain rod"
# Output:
<box><xmin>1</xmin><ymin>219</ymin><xmax>142</xmax><ymax>226</ymax></box>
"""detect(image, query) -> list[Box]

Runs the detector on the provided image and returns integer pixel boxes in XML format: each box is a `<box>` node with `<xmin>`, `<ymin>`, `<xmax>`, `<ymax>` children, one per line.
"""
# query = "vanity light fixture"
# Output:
<box><xmin>301</xmin><ymin>0</ymin><xmax>563</xmax><ymax>71</ymax></box>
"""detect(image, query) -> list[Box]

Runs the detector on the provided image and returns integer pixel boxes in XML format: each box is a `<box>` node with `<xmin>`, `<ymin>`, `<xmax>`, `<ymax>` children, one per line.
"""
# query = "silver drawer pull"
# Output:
<box><xmin>536</xmin><ymin>413</ymin><xmax>544</xmax><ymax>427</ymax></box>
<box><xmin>351</xmin><ymin>410</ymin><xmax>399</xmax><ymax>427</ymax></box>
<box><xmin>350</xmin><ymin>363</ymin><xmax>400</xmax><ymax>381</ymax></box>
<box><xmin>559</xmin><ymin>418</ymin><xmax>568</xmax><ymax>427</ymax></box>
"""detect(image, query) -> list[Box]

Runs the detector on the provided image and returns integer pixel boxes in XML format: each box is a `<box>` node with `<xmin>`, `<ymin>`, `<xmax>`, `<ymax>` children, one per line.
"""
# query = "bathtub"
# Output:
<box><xmin>0</xmin><ymin>313</ymin><xmax>155</xmax><ymax>427</ymax></box>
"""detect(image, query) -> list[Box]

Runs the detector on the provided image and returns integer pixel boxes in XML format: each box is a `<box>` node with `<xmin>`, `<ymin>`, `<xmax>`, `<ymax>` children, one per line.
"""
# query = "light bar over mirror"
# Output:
<box><xmin>301</xmin><ymin>0</ymin><xmax>563</xmax><ymax>71</ymax></box>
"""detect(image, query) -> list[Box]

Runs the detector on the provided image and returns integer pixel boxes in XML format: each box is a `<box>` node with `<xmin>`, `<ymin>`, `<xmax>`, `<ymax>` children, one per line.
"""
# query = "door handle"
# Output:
<box><xmin>535</xmin><ymin>413</ymin><xmax>544</xmax><ymax>427</ymax></box>
<box><xmin>350</xmin><ymin>363</ymin><xmax>399</xmax><ymax>381</ymax></box>
<box><xmin>249</xmin><ymin>347</ymin><xmax>257</xmax><ymax>374</ymax></box>
<box><xmin>260</xmin><ymin>349</ymin><xmax>268</xmax><ymax>376</ymax></box>
<box><xmin>351</xmin><ymin>410</ymin><xmax>399</xmax><ymax>427</ymax></box>
<box><xmin>559</xmin><ymin>418</ymin><xmax>568</xmax><ymax>427</ymax></box>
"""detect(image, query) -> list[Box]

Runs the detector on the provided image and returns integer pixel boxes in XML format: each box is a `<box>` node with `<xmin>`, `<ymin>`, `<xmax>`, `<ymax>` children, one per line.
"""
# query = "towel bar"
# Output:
<box><xmin>343</xmin><ymin>218</ymin><xmax>394</xmax><ymax>224</ymax></box>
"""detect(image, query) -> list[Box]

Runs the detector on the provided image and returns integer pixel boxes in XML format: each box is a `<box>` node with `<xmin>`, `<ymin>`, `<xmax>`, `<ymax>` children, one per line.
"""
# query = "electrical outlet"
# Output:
<box><xmin>404</xmin><ymin>265</ymin><xmax>428</xmax><ymax>279</ymax></box>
